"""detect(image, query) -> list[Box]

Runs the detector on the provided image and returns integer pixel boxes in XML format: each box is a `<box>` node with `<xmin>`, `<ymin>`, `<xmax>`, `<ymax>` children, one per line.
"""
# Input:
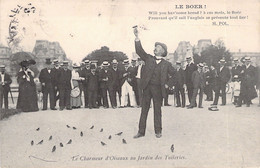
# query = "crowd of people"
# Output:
<box><xmin>0</xmin><ymin>55</ymin><xmax>259</xmax><ymax>112</ymax></box>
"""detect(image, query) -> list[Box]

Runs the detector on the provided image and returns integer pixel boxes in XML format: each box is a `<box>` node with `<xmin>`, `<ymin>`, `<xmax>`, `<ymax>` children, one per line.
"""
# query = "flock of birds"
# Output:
<box><xmin>30</xmin><ymin>125</ymin><xmax>127</xmax><ymax>153</ymax></box>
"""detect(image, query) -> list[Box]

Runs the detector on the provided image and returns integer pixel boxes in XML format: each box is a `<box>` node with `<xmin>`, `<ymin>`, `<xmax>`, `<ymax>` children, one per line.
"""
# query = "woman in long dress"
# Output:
<box><xmin>70</xmin><ymin>63</ymin><xmax>83</xmax><ymax>108</ymax></box>
<box><xmin>16</xmin><ymin>60</ymin><xmax>39</xmax><ymax>112</ymax></box>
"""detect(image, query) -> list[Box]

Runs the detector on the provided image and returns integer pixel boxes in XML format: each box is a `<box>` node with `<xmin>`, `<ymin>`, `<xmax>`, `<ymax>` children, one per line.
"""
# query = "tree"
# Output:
<box><xmin>82</xmin><ymin>46</ymin><xmax>128</xmax><ymax>65</ymax></box>
<box><xmin>201</xmin><ymin>38</ymin><xmax>232</xmax><ymax>67</ymax></box>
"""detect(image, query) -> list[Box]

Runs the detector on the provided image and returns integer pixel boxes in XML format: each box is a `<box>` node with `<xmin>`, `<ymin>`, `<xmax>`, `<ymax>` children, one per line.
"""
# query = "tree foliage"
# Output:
<box><xmin>82</xmin><ymin>46</ymin><xmax>128</xmax><ymax>65</ymax></box>
<box><xmin>200</xmin><ymin>38</ymin><xmax>232</xmax><ymax>67</ymax></box>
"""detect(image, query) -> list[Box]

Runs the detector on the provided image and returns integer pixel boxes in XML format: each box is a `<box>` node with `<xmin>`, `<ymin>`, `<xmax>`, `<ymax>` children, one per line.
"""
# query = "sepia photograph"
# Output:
<box><xmin>0</xmin><ymin>0</ymin><xmax>259</xmax><ymax>167</ymax></box>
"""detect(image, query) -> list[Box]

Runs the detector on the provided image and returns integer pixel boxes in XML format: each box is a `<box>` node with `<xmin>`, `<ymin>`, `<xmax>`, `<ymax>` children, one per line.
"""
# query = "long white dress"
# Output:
<box><xmin>70</xmin><ymin>70</ymin><xmax>82</xmax><ymax>108</ymax></box>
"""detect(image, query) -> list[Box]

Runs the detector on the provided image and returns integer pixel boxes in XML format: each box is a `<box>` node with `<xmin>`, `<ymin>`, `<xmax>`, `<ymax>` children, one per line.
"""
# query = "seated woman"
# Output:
<box><xmin>16</xmin><ymin>60</ymin><xmax>39</xmax><ymax>112</ymax></box>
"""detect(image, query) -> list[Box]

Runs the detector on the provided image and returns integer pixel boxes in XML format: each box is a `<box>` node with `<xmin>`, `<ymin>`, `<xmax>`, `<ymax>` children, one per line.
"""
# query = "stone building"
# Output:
<box><xmin>0</xmin><ymin>43</ymin><xmax>12</xmax><ymax>73</ymax></box>
<box><xmin>32</xmin><ymin>40</ymin><xmax>67</xmax><ymax>70</ymax></box>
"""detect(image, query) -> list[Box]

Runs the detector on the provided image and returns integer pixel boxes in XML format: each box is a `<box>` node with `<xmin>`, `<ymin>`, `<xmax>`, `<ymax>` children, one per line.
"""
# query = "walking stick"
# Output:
<box><xmin>9</xmin><ymin>89</ymin><xmax>14</xmax><ymax>104</ymax></box>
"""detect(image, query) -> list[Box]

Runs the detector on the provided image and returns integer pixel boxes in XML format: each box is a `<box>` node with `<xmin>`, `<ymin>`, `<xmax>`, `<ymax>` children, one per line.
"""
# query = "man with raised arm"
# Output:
<box><xmin>133</xmin><ymin>27</ymin><xmax>176</xmax><ymax>139</ymax></box>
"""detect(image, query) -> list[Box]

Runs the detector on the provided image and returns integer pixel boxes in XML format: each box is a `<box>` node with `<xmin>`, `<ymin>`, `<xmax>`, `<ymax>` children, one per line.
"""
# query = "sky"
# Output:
<box><xmin>0</xmin><ymin>0</ymin><xmax>259</xmax><ymax>63</ymax></box>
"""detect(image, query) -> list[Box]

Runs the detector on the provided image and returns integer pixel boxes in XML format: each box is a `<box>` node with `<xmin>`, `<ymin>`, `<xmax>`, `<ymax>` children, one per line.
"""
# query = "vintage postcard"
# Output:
<box><xmin>0</xmin><ymin>0</ymin><xmax>259</xmax><ymax>168</ymax></box>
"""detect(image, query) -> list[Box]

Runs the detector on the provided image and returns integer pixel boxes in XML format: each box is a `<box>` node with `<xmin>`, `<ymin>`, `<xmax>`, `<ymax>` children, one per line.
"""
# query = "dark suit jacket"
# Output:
<box><xmin>185</xmin><ymin>63</ymin><xmax>197</xmax><ymax>86</ymax></box>
<box><xmin>110</xmin><ymin>68</ymin><xmax>120</xmax><ymax>89</ymax></box>
<box><xmin>135</xmin><ymin>40</ymin><xmax>176</xmax><ymax>98</ymax></box>
<box><xmin>217</xmin><ymin>66</ymin><xmax>231</xmax><ymax>84</ymax></box>
<box><xmin>81</xmin><ymin>68</ymin><xmax>91</xmax><ymax>85</ymax></box>
<box><xmin>191</xmin><ymin>70</ymin><xmax>206</xmax><ymax>88</ymax></box>
<box><xmin>99</xmin><ymin>69</ymin><xmax>112</xmax><ymax>89</ymax></box>
<box><xmin>175</xmin><ymin>68</ymin><xmax>186</xmax><ymax>87</ymax></box>
<box><xmin>231</xmin><ymin>65</ymin><xmax>243</xmax><ymax>78</ymax></box>
<box><xmin>51</xmin><ymin>67</ymin><xmax>61</xmax><ymax>87</ymax></box>
<box><xmin>119</xmin><ymin>67</ymin><xmax>132</xmax><ymax>87</ymax></box>
<box><xmin>86</xmin><ymin>72</ymin><xmax>99</xmax><ymax>91</ymax></box>
<box><xmin>39</xmin><ymin>68</ymin><xmax>55</xmax><ymax>87</ymax></box>
<box><xmin>58</xmin><ymin>69</ymin><xmax>72</xmax><ymax>89</ymax></box>
<box><xmin>0</xmin><ymin>73</ymin><xmax>12</xmax><ymax>91</ymax></box>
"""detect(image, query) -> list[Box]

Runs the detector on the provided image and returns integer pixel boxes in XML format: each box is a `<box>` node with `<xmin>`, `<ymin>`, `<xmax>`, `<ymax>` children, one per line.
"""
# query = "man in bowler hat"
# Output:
<box><xmin>133</xmin><ymin>28</ymin><xmax>175</xmax><ymax>138</ymax></box>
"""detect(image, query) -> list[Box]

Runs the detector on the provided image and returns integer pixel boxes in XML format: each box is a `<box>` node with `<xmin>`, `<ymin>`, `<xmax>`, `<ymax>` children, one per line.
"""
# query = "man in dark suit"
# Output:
<box><xmin>185</xmin><ymin>56</ymin><xmax>197</xmax><ymax>105</ymax></box>
<box><xmin>86</xmin><ymin>64</ymin><xmax>99</xmax><ymax>109</ymax></box>
<box><xmin>58</xmin><ymin>61</ymin><xmax>72</xmax><ymax>110</ymax></box>
<box><xmin>237</xmin><ymin>57</ymin><xmax>257</xmax><ymax>107</ymax></box>
<box><xmin>136</xmin><ymin>58</ymin><xmax>145</xmax><ymax>107</ymax></box>
<box><xmin>81</xmin><ymin>60</ymin><xmax>91</xmax><ymax>108</ymax></box>
<box><xmin>212</xmin><ymin>59</ymin><xmax>231</xmax><ymax>106</ymax></box>
<box><xmin>99</xmin><ymin>61</ymin><xmax>112</xmax><ymax>108</ymax></box>
<box><xmin>133</xmin><ymin>28</ymin><xmax>175</xmax><ymax>138</ymax></box>
<box><xmin>51</xmin><ymin>59</ymin><xmax>61</xmax><ymax>108</ymax></box>
<box><xmin>109</xmin><ymin>59</ymin><xmax>121</xmax><ymax>108</ymax></box>
<box><xmin>0</xmin><ymin>65</ymin><xmax>12</xmax><ymax>109</ymax></box>
<box><xmin>231</xmin><ymin>58</ymin><xmax>243</xmax><ymax>80</ymax></box>
<box><xmin>187</xmin><ymin>63</ymin><xmax>206</xmax><ymax>109</ymax></box>
<box><xmin>204</xmin><ymin>65</ymin><xmax>214</xmax><ymax>101</ymax></box>
<box><xmin>175</xmin><ymin>61</ymin><xmax>186</xmax><ymax>108</ymax></box>
<box><xmin>39</xmin><ymin>58</ymin><xmax>57</xmax><ymax>110</ymax></box>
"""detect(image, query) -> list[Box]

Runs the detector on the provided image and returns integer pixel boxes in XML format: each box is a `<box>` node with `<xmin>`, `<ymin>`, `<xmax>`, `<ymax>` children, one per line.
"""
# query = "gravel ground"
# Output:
<box><xmin>0</xmin><ymin>95</ymin><xmax>259</xmax><ymax>168</ymax></box>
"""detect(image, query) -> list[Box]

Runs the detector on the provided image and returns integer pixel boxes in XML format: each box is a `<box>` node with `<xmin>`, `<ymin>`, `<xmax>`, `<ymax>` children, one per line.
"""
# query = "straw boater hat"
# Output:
<box><xmin>197</xmin><ymin>63</ymin><xmax>204</xmax><ymax>68</ymax></box>
<box><xmin>219</xmin><ymin>59</ymin><xmax>226</xmax><ymax>64</ymax></box>
<box><xmin>186</xmin><ymin>56</ymin><xmax>192</xmax><ymax>60</ymax></box>
<box><xmin>102</xmin><ymin>61</ymin><xmax>110</xmax><ymax>66</ymax></box>
<box><xmin>233</xmin><ymin>58</ymin><xmax>239</xmax><ymax>62</ymax></box>
<box><xmin>0</xmin><ymin>64</ymin><xmax>5</xmax><ymax>69</ymax></box>
<box><xmin>72</xmin><ymin>63</ymin><xmax>80</xmax><ymax>68</ymax></box>
<box><xmin>244</xmin><ymin>56</ymin><xmax>251</xmax><ymax>61</ymax></box>
<box><xmin>233</xmin><ymin>75</ymin><xmax>239</xmax><ymax>79</ymax></box>
<box><xmin>123</xmin><ymin>59</ymin><xmax>130</xmax><ymax>64</ymax></box>
<box><xmin>176</xmin><ymin>61</ymin><xmax>181</xmax><ymax>65</ymax></box>
<box><xmin>63</xmin><ymin>61</ymin><xmax>69</xmax><ymax>66</ymax></box>
<box><xmin>84</xmin><ymin>60</ymin><xmax>90</xmax><ymax>64</ymax></box>
<box><xmin>155</xmin><ymin>42</ymin><xmax>168</xmax><ymax>57</ymax></box>
<box><xmin>52</xmin><ymin>59</ymin><xmax>59</xmax><ymax>65</ymax></box>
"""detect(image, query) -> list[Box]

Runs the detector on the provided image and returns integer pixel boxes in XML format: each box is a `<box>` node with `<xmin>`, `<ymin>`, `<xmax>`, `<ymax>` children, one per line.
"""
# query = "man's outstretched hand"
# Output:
<box><xmin>133</xmin><ymin>27</ymin><xmax>139</xmax><ymax>38</ymax></box>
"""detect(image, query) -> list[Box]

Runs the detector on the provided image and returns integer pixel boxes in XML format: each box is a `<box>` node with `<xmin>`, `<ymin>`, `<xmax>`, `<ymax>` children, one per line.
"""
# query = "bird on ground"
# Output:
<box><xmin>73</xmin><ymin>127</ymin><xmax>76</xmax><ymax>130</ymax></box>
<box><xmin>52</xmin><ymin>146</ymin><xmax>56</xmax><ymax>152</ymax></box>
<box><xmin>100</xmin><ymin>128</ymin><xmax>103</xmax><ymax>132</ymax></box>
<box><xmin>80</xmin><ymin>131</ymin><xmax>83</xmax><ymax>137</ymax></box>
<box><xmin>60</xmin><ymin>143</ymin><xmax>63</xmax><ymax>147</ymax></box>
<box><xmin>66</xmin><ymin>125</ymin><xmax>70</xmax><ymax>128</ymax></box>
<box><xmin>67</xmin><ymin>139</ymin><xmax>72</xmax><ymax>144</ymax></box>
<box><xmin>101</xmin><ymin>141</ymin><xmax>106</xmax><ymax>146</ymax></box>
<box><xmin>37</xmin><ymin>140</ymin><xmax>43</xmax><ymax>145</ymax></box>
<box><xmin>171</xmin><ymin>144</ymin><xmax>174</xmax><ymax>153</ymax></box>
<box><xmin>90</xmin><ymin>125</ymin><xmax>94</xmax><ymax>129</ymax></box>
<box><xmin>36</xmin><ymin>128</ymin><xmax>40</xmax><ymax>131</ymax></box>
<box><xmin>108</xmin><ymin>135</ymin><xmax>112</xmax><ymax>140</ymax></box>
<box><xmin>115</xmin><ymin>132</ymin><xmax>123</xmax><ymax>136</ymax></box>
<box><xmin>31</xmin><ymin>141</ymin><xmax>34</xmax><ymax>146</ymax></box>
<box><xmin>49</xmin><ymin>135</ymin><xmax>52</xmax><ymax>140</ymax></box>
<box><xmin>122</xmin><ymin>139</ymin><xmax>127</xmax><ymax>144</ymax></box>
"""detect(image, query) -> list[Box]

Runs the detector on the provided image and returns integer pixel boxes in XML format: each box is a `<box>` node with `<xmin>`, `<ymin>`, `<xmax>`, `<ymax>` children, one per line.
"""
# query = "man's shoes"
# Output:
<box><xmin>51</xmin><ymin>108</ymin><xmax>57</xmax><ymax>110</ymax></box>
<box><xmin>236</xmin><ymin>105</ymin><xmax>241</xmax><ymax>107</ymax></box>
<box><xmin>133</xmin><ymin>133</ymin><xmax>144</xmax><ymax>139</ymax></box>
<box><xmin>181</xmin><ymin>105</ymin><xmax>185</xmax><ymax>108</ymax></box>
<box><xmin>176</xmin><ymin>105</ymin><xmax>181</xmax><ymax>108</ymax></box>
<box><xmin>187</xmin><ymin>106</ymin><xmax>194</xmax><ymax>109</ymax></box>
<box><xmin>119</xmin><ymin>106</ymin><xmax>124</xmax><ymax>108</ymax></box>
<box><xmin>155</xmin><ymin>133</ymin><xmax>162</xmax><ymax>138</ymax></box>
<box><xmin>66</xmin><ymin>107</ymin><xmax>72</xmax><ymax>110</ymax></box>
<box><xmin>42</xmin><ymin>108</ymin><xmax>47</xmax><ymax>111</ymax></box>
<box><xmin>220</xmin><ymin>104</ymin><xmax>226</xmax><ymax>106</ymax></box>
<box><xmin>198</xmin><ymin>106</ymin><xmax>203</xmax><ymax>108</ymax></box>
<box><xmin>164</xmin><ymin>104</ymin><xmax>171</xmax><ymax>106</ymax></box>
<box><xmin>59</xmin><ymin>108</ymin><xmax>64</xmax><ymax>111</ymax></box>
